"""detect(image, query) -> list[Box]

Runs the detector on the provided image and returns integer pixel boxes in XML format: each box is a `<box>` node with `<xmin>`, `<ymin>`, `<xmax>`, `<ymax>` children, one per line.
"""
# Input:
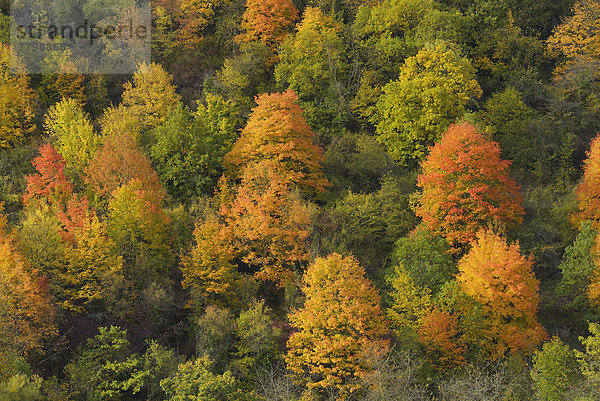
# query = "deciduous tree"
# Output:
<box><xmin>575</xmin><ymin>322</ymin><xmax>600</xmax><ymax>390</ymax></box>
<box><xmin>44</xmin><ymin>98</ymin><xmax>101</xmax><ymax>179</ymax></box>
<box><xmin>23</xmin><ymin>144</ymin><xmax>73</xmax><ymax>209</ymax></box>
<box><xmin>150</xmin><ymin>94</ymin><xmax>241</xmax><ymax>201</ymax></box>
<box><xmin>276</xmin><ymin>7</ymin><xmax>344</xmax><ymax>101</ymax></box>
<box><xmin>66</xmin><ymin>326</ymin><xmax>147</xmax><ymax>401</ymax></box>
<box><xmin>224</xmin><ymin>90</ymin><xmax>329</xmax><ymax>196</ymax></box>
<box><xmin>416</xmin><ymin>122</ymin><xmax>524</xmax><ymax>248</ymax></box>
<box><xmin>235</xmin><ymin>300</ymin><xmax>281</xmax><ymax>377</ymax></box>
<box><xmin>107</xmin><ymin>179</ymin><xmax>173</xmax><ymax>291</ymax></box>
<box><xmin>531</xmin><ymin>337</ymin><xmax>583</xmax><ymax>401</ymax></box>
<box><xmin>220</xmin><ymin>160</ymin><xmax>312</xmax><ymax>286</ymax></box>
<box><xmin>85</xmin><ymin>132</ymin><xmax>164</xmax><ymax>207</ymax></box>
<box><xmin>0</xmin><ymin>44</ymin><xmax>36</xmax><ymax>148</ymax></box>
<box><xmin>417</xmin><ymin>308</ymin><xmax>465</xmax><ymax>371</ymax></box>
<box><xmin>374</xmin><ymin>42</ymin><xmax>481</xmax><ymax>164</ymax></box>
<box><xmin>237</xmin><ymin>0</ymin><xmax>298</xmax><ymax>54</ymax></box>
<box><xmin>556</xmin><ymin>222</ymin><xmax>598</xmax><ymax>311</ymax></box>
<box><xmin>121</xmin><ymin>63</ymin><xmax>181</xmax><ymax>132</ymax></box>
<box><xmin>387</xmin><ymin>265</ymin><xmax>432</xmax><ymax>334</ymax></box>
<box><xmin>275</xmin><ymin>7</ymin><xmax>346</xmax><ymax>127</ymax></box>
<box><xmin>547</xmin><ymin>0</ymin><xmax>600</xmax><ymax>79</ymax></box>
<box><xmin>58</xmin><ymin>201</ymin><xmax>127</xmax><ymax>316</ymax></box>
<box><xmin>286</xmin><ymin>253</ymin><xmax>389</xmax><ymax>398</ymax></box>
<box><xmin>160</xmin><ymin>355</ymin><xmax>256</xmax><ymax>401</ymax></box>
<box><xmin>457</xmin><ymin>230</ymin><xmax>546</xmax><ymax>358</ymax></box>
<box><xmin>0</xmin><ymin>206</ymin><xmax>56</xmax><ymax>368</ymax></box>
<box><xmin>573</xmin><ymin>134</ymin><xmax>600</xmax><ymax>228</ymax></box>
<box><xmin>392</xmin><ymin>227</ymin><xmax>455</xmax><ymax>294</ymax></box>
<box><xmin>181</xmin><ymin>216</ymin><xmax>238</xmax><ymax>309</ymax></box>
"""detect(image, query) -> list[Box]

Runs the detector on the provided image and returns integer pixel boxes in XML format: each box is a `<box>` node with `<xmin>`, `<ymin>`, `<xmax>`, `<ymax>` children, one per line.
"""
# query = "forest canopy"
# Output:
<box><xmin>1</xmin><ymin>0</ymin><xmax>600</xmax><ymax>400</ymax></box>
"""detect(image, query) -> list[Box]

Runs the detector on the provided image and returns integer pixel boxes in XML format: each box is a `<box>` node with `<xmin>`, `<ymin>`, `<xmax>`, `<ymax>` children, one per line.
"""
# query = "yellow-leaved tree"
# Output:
<box><xmin>181</xmin><ymin>215</ymin><xmax>238</xmax><ymax>309</ymax></box>
<box><xmin>57</xmin><ymin>197</ymin><xmax>127</xmax><ymax>316</ymax></box>
<box><xmin>45</xmin><ymin>98</ymin><xmax>101</xmax><ymax>179</ymax></box>
<box><xmin>0</xmin><ymin>45</ymin><xmax>37</xmax><ymax>148</ymax></box>
<box><xmin>374</xmin><ymin>42</ymin><xmax>482</xmax><ymax>164</ymax></box>
<box><xmin>120</xmin><ymin>62</ymin><xmax>181</xmax><ymax>131</ymax></box>
<box><xmin>387</xmin><ymin>265</ymin><xmax>432</xmax><ymax>333</ymax></box>
<box><xmin>286</xmin><ymin>253</ymin><xmax>389</xmax><ymax>399</ymax></box>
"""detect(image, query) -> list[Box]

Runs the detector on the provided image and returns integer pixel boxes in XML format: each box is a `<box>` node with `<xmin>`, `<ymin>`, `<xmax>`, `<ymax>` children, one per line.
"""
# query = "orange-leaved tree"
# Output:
<box><xmin>224</xmin><ymin>89</ymin><xmax>329</xmax><ymax>196</ymax></box>
<box><xmin>23</xmin><ymin>144</ymin><xmax>73</xmax><ymax>209</ymax></box>
<box><xmin>85</xmin><ymin>131</ymin><xmax>165</xmax><ymax>207</ymax></box>
<box><xmin>457</xmin><ymin>230</ymin><xmax>546</xmax><ymax>359</ymax></box>
<box><xmin>570</xmin><ymin>133</ymin><xmax>600</xmax><ymax>305</ymax></box>
<box><xmin>0</xmin><ymin>204</ymin><xmax>56</xmax><ymax>371</ymax></box>
<box><xmin>573</xmin><ymin>133</ymin><xmax>600</xmax><ymax>228</ymax></box>
<box><xmin>416</xmin><ymin>122</ymin><xmax>524</xmax><ymax>248</ymax></box>
<box><xmin>547</xmin><ymin>0</ymin><xmax>600</xmax><ymax>79</ymax></box>
<box><xmin>286</xmin><ymin>253</ymin><xmax>389</xmax><ymax>399</ymax></box>
<box><xmin>220</xmin><ymin>160</ymin><xmax>312</xmax><ymax>287</ymax></box>
<box><xmin>416</xmin><ymin>307</ymin><xmax>465</xmax><ymax>371</ymax></box>
<box><xmin>237</xmin><ymin>0</ymin><xmax>298</xmax><ymax>53</ymax></box>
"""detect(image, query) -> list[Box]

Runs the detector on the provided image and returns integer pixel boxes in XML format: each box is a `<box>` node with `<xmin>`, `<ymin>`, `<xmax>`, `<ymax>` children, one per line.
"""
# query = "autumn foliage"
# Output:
<box><xmin>286</xmin><ymin>253</ymin><xmax>389</xmax><ymax>398</ymax></box>
<box><xmin>547</xmin><ymin>0</ymin><xmax>600</xmax><ymax>78</ymax></box>
<box><xmin>85</xmin><ymin>132</ymin><xmax>165</xmax><ymax>204</ymax></box>
<box><xmin>23</xmin><ymin>144</ymin><xmax>74</xmax><ymax>209</ymax></box>
<box><xmin>457</xmin><ymin>230</ymin><xmax>546</xmax><ymax>358</ymax></box>
<box><xmin>416</xmin><ymin>122</ymin><xmax>524</xmax><ymax>247</ymax></box>
<box><xmin>107</xmin><ymin>178</ymin><xmax>173</xmax><ymax>289</ymax></box>
<box><xmin>238</xmin><ymin>0</ymin><xmax>298</xmax><ymax>52</ymax></box>
<box><xmin>120</xmin><ymin>62</ymin><xmax>181</xmax><ymax>131</ymax></box>
<box><xmin>417</xmin><ymin>308</ymin><xmax>465</xmax><ymax>371</ymax></box>
<box><xmin>387</xmin><ymin>265</ymin><xmax>432</xmax><ymax>332</ymax></box>
<box><xmin>224</xmin><ymin>89</ymin><xmax>329</xmax><ymax>195</ymax></box>
<box><xmin>181</xmin><ymin>216</ymin><xmax>238</xmax><ymax>309</ymax></box>
<box><xmin>0</xmin><ymin>44</ymin><xmax>37</xmax><ymax>148</ymax></box>
<box><xmin>374</xmin><ymin>42</ymin><xmax>482</xmax><ymax>164</ymax></box>
<box><xmin>586</xmin><ymin>235</ymin><xmax>600</xmax><ymax>307</ymax></box>
<box><xmin>571</xmin><ymin>134</ymin><xmax>600</xmax><ymax>306</ymax></box>
<box><xmin>57</xmin><ymin>201</ymin><xmax>125</xmax><ymax>315</ymax></box>
<box><xmin>173</xmin><ymin>0</ymin><xmax>226</xmax><ymax>49</ymax></box>
<box><xmin>220</xmin><ymin>160</ymin><xmax>312</xmax><ymax>286</ymax></box>
<box><xmin>573</xmin><ymin>134</ymin><xmax>600</xmax><ymax>228</ymax></box>
<box><xmin>0</xmin><ymin>208</ymin><xmax>56</xmax><ymax>357</ymax></box>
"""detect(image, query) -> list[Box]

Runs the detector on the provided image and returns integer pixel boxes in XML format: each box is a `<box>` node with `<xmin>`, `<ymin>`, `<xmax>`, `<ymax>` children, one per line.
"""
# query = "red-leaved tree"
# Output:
<box><xmin>23</xmin><ymin>144</ymin><xmax>73</xmax><ymax>209</ymax></box>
